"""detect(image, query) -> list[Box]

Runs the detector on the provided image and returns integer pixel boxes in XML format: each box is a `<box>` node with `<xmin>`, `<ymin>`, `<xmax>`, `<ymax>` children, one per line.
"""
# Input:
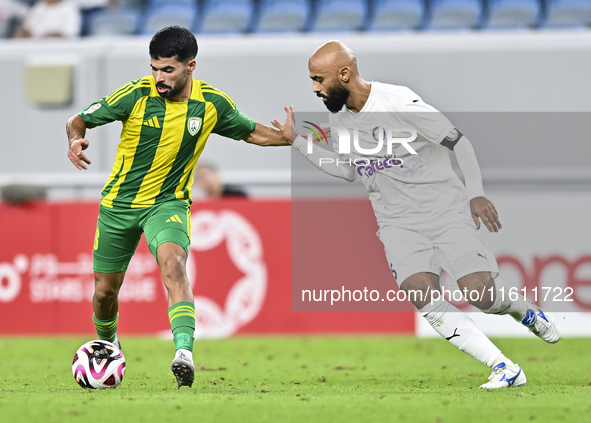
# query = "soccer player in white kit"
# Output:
<box><xmin>291</xmin><ymin>41</ymin><xmax>560</xmax><ymax>389</ymax></box>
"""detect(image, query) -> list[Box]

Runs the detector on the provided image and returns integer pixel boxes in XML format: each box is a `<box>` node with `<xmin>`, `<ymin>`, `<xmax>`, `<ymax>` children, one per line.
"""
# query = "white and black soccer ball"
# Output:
<box><xmin>72</xmin><ymin>340</ymin><xmax>126</xmax><ymax>389</ymax></box>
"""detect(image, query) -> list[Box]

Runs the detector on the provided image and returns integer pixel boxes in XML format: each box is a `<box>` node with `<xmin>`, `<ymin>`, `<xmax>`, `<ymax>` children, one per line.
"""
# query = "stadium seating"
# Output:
<box><xmin>142</xmin><ymin>0</ymin><xmax>199</xmax><ymax>36</ymax></box>
<box><xmin>485</xmin><ymin>0</ymin><xmax>541</xmax><ymax>29</ymax></box>
<box><xmin>88</xmin><ymin>9</ymin><xmax>142</xmax><ymax>36</ymax></box>
<box><xmin>80</xmin><ymin>0</ymin><xmax>591</xmax><ymax>37</ymax></box>
<box><xmin>426</xmin><ymin>0</ymin><xmax>483</xmax><ymax>30</ymax></box>
<box><xmin>543</xmin><ymin>0</ymin><xmax>591</xmax><ymax>28</ymax></box>
<box><xmin>118</xmin><ymin>0</ymin><xmax>147</xmax><ymax>9</ymax></box>
<box><xmin>199</xmin><ymin>0</ymin><xmax>254</xmax><ymax>33</ymax></box>
<box><xmin>367</xmin><ymin>0</ymin><xmax>425</xmax><ymax>31</ymax></box>
<box><xmin>146</xmin><ymin>0</ymin><xmax>195</xmax><ymax>8</ymax></box>
<box><xmin>311</xmin><ymin>0</ymin><xmax>368</xmax><ymax>32</ymax></box>
<box><xmin>255</xmin><ymin>0</ymin><xmax>311</xmax><ymax>32</ymax></box>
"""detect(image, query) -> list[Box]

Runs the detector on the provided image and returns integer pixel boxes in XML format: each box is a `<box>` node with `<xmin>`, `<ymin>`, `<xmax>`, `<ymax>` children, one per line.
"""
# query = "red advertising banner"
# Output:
<box><xmin>0</xmin><ymin>199</ymin><xmax>415</xmax><ymax>336</ymax></box>
<box><xmin>292</xmin><ymin>199</ymin><xmax>416</xmax><ymax>313</ymax></box>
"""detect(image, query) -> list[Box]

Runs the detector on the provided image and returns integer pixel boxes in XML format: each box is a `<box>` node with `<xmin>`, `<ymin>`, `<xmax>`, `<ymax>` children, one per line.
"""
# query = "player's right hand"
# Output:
<box><xmin>68</xmin><ymin>138</ymin><xmax>91</xmax><ymax>170</ymax></box>
<box><xmin>270</xmin><ymin>105</ymin><xmax>296</xmax><ymax>144</ymax></box>
<box><xmin>470</xmin><ymin>196</ymin><xmax>501</xmax><ymax>233</ymax></box>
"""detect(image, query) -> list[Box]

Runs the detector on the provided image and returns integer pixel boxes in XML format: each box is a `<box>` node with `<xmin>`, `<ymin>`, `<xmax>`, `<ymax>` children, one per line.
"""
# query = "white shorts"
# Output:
<box><xmin>377</xmin><ymin>211</ymin><xmax>499</xmax><ymax>286</ymax></box>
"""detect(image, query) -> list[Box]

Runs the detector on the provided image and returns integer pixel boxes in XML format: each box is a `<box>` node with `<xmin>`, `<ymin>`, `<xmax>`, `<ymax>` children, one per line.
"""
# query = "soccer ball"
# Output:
<box><xmin>72</xmin><ymin>340</ymin><xmax>126</xmax><ymax>389</ymax></box>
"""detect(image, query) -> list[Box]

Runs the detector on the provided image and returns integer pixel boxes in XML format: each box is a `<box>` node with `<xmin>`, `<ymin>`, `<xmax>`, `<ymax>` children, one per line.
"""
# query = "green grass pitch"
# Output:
<box><xmin>1</xmin><ymin>336</ymin><xmax>590</xmax><ymax>423</ymax></box>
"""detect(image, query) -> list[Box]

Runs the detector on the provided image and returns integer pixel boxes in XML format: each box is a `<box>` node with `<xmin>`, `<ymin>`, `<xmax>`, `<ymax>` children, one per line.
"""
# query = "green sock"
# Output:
<box><xmin>93</xmin><ymin>313</ymin><xmax>118</xmax><ymax>343</ymax></box>
<box><xmin>168</xmin><ymin>301</ymin><xmax>195</xmax><ymax>352</ymax></box>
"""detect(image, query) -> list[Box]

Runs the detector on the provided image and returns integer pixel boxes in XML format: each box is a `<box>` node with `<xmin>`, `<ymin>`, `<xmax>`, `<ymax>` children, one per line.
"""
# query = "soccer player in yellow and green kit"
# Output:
<box><xmin>66</xmin><ymin>26</ymin><xmax>292</xmax><ymax>388</ymax></box>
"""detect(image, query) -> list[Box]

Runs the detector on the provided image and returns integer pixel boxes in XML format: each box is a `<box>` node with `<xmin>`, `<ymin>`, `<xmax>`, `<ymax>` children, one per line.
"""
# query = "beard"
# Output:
<box><xmin>156</xmin><ymin>80</ymin><xmax>184</xmax><ymax>99</ymax></box>
<box><xmin>318</xmin><ymin>82</ymin><xmax>350</xmax><ymax>113</ymax></box>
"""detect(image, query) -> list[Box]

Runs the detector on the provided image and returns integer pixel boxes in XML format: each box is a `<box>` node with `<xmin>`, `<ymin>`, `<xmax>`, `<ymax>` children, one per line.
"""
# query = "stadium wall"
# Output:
<box><xmin>0</xmin><ymin>199</ymin><xmax>416</xmax><ymax>336</ymax></box>
<box><xmin>0</xmin><ymin>195</ymin><xmax>589</xmax><ymax>337</ymax></box>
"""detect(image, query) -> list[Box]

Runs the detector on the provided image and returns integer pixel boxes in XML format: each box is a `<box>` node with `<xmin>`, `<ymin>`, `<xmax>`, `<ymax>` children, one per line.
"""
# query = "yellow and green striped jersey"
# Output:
<box><xmin>79</xmin><ymin>76</ymin><xmax>256</xmax><ymax>209</ymax></box>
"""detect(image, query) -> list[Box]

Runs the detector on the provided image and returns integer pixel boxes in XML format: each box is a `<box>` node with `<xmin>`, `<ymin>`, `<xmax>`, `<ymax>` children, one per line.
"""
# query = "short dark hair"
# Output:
<box><xmin>149</xmin><ymin>26</ymin><xmax>198</xmax><ymax>63</ymax></box>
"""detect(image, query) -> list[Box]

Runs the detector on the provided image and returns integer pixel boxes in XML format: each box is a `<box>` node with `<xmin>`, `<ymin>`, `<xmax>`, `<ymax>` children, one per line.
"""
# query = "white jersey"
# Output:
<box><xmin>328</xmin><ymin>82</ymin><xmax>468</xmax><ymax>227</ymax></box>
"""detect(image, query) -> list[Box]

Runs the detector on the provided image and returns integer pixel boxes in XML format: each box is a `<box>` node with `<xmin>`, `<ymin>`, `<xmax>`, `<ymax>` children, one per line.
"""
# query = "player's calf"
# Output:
<box><xmin>480</xmin><ymin>278</ymin><xmax>560</xmax><ymax>343</ymax></box>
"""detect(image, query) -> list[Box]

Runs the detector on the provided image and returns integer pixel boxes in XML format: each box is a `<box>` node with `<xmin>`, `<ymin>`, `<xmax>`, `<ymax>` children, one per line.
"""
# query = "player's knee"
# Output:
<box><xmin>401</xmin><ymin>277</ymin><xmax>437</xmax><ymax>309</ymax></box>
<box><xmin>93</xmin><ymin>274</ymin><xmax>123</xmax><ymax>304</ymax></box>
<box><xmin>93</xmin><ymin>285</ymin><xmax>118</xmax><ymax>304</ymax></box>
<box><xmin>458</xmin><ymin>271</ymin><xmax>492</xmax><ymax>292</ymax></box>
<box><xmin>160</xmin><ymin>253</ymin><xmax>183</xmax><ymax>272</ymax></box>
<box><xmin>458</xmin><ymin>271</ymin><xmax>494</xmax><ymax>309</ymax></box>
<box><xmin>159</xmin><ymin>254</ymin><xmax>188</xmax><ymax>283</ymax></box>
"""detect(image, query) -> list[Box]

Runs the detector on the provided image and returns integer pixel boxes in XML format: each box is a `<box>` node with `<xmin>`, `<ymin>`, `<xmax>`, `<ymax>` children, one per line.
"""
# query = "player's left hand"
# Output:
<box><xmin>470</xmin><ymin>196</ymin><xmax>502</xmax><ymax>232</ymax></box>
<box><xmin>271</xmin><ymin>105</ymin><xmax>296</xmax><ymax>144</ymax></box>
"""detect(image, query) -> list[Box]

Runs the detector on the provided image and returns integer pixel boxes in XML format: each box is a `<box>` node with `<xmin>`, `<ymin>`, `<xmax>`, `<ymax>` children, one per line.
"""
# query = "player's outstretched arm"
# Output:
<box><xmin>454</xmin><ymin>136</ymin><xmax>501</xmax><ymax>232</ymax></box>
<box><xmin>292</xmin><ymin>135</ymin><xmax>356</xmax><ymax>182</ymax></box>
<box><xmin>243</xmin><ymin>106</ymin><xmax>293</xmax><ymax>146</ymax></box>
<box><xmin>284</xmin><ymin>106</ymin><xmax>355</xmax><ymax>182</ymax></box>
<box><xmin>66</xmin><ymin>114</ymin><xmax>91</xmax><ymax>170</ymax></box>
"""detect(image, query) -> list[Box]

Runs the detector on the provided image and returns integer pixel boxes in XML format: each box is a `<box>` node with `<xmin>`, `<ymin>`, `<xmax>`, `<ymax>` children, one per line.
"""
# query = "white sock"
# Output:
<box><xmin>176</xmin><ymin>349</ymin><xmax>193</xmax><ymax>362</ymax></box>
<box><xmin>420</xmin><ymin>299</ymin><xmax>503</xmax><ymax>368</ymax></box>
<box><xmin>491</xmin><ymin>353</ymin><xmax>516</xmax><ymax>370</ymax></box>
<box><xmin>482</xmin><ymin>278</ymin><xmax>528</xmax><ymax>322</ymax></box>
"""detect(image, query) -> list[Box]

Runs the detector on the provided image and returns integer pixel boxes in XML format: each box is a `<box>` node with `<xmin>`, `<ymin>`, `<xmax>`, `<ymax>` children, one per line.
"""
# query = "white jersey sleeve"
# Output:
<box><xmin>402</xmin><ymin>96</ymin><xmax>461</xmax><ymax>150</ymax></box>
<box><xmin>292</xmin><ymin>135</ymin><xmax>357</xmax><ymax>182</ymax></box>
<box><xmin>453</xmin><ymin>136</ymin><xmax>486</xmax><ymax>199</ymax></box>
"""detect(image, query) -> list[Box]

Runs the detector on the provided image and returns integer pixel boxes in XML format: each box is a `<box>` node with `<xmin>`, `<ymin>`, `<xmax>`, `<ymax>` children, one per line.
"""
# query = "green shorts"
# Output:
<box><xmin>93</xmin><ymin>200</ymin><xmax>191</xmax><ymax>273</ymax></box>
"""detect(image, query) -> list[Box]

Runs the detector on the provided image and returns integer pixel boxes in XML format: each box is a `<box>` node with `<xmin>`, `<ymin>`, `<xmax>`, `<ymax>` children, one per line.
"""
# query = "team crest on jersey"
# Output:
<box><xmin>84</xmin><ymin>103</ymin><xmax>101</xmax><ymax>115</ymax></box>
<box><xmin>188</xmin><ymin>117</ymin><xmax>202</xmax><ymax>136</ymax></box>
<box><xmin>445</xmin><ymin>128</ymin><xmax>460</xmax><ymax>142</ymax></box>
<box><xmin>372</xmin><ymin>127</ymin><xmax>387</xmax><ymax>142</ymax></box>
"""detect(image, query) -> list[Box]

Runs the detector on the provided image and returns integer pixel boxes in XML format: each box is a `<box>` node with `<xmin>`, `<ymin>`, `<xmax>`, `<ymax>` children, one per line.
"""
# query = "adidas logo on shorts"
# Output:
<box><xmin>166</xmin><ymin>215</ymin><xmax>183</xmax><ymax>224</ymax></box>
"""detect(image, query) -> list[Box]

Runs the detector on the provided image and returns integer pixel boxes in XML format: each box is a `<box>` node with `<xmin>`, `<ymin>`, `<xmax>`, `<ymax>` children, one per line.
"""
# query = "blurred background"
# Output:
<box><xmin>0</xmin><ymin>0</ymin><xmax>590</xmax><ymax>338</ymax></box>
